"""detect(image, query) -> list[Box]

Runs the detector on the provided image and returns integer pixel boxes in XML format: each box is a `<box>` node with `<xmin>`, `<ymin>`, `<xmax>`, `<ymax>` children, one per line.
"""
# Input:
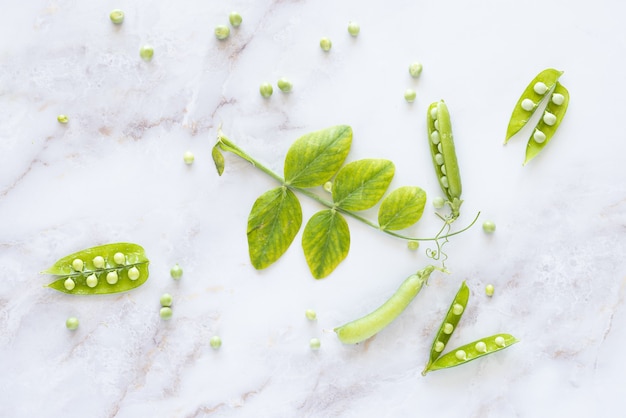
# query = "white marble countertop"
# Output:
<box><xmin>1</xmin><ymin>1</ymin><xmax>625</xmax><ymax>417</ymax></box>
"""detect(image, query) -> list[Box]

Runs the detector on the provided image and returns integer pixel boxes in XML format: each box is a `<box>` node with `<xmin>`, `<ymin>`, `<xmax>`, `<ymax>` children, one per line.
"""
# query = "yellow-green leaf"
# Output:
<box><xmin>247</xmin><ymin>187</ymin><xmax>302</xmax><ymax>270</ymax></box>
<box><xmin>284</xmin><ymin>125</ymin><xmax>352</xmax><ymax>188</ymax></box>
<box><xmin>378</xmin><ymin>186</ymin><xmax>427</xmax><ymax>230</ymax></box>
<box><xmin>302</xmin><ymin>210</ymin><xmax>350</xmax><ymax>279</ymax></box>
<box><xmin>333</xmin><ymin>159</ymin><xmax>395</xmax><ymax>211</ymax></box>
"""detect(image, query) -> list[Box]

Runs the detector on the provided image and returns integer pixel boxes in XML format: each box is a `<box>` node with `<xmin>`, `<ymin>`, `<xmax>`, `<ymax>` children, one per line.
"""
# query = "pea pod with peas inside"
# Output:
<box><xmin>43</xmin><ymin>243</ymin><xmax>149</xmax><ymax>295</ymax></box>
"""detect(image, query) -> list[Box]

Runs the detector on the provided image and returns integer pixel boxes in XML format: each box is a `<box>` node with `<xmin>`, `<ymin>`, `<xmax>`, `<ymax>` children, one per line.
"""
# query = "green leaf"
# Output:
<box><xmin>212</xmin><ymin>144</ymin><xmax>225</xmax><ymax>176</ymax></box>
<box><xmin>378</xmin><ymin>186</ymin><xmax>427</xmax><ymax>230</ymax></box>
<box><xmin>332</xmin><ymin>159</ymin><xmax>395</xmax><ymax>211</ymax></box>
<box><xmin>284</xmin><ymin>125</ymin><xmax>352</xmax><ymax>188</ymax></box>
<box><xmin>247</xmin><ymin>187</ymin><xmax>302</xmax><ymax>270</ymax></box>
<box><xmin>302</xmin><ymin>210</ymin><xmax>350</xmax><ymax>279</ymax></box>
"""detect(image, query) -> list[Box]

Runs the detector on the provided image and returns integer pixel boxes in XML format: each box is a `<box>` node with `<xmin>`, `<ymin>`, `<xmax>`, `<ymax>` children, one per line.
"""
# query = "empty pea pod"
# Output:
<box><xmin>423</xmin><ymin>281</ymin><xmax>470</xmax><ymax>372</ymax></box>
<box><xmin>423</xmin><ymin>333</ymin><xmax>519</xmax><ymax>373</ymax></box>
<box><xmin>335</xmin><ymin>265</ymin><xmax>438</xmax><ymax>344</ymax></box>
<box><xmin>427</xmin><ymin>100</ymin><xmax>462</xmax><ymax>219</ymax></box>
<box><xmin>43</xmin><ymin>243</ymin><xmax>149</xmax><ymax>295</ymax></box>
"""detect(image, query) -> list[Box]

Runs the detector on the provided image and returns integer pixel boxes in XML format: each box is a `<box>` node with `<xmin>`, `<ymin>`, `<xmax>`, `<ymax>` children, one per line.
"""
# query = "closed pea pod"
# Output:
<box><xmin>424</xmin><ymin>333</ymin><xmax>519</xmax><ymax>373</ymax></box>
<box><xmin>43</xmin><ymin>243</ymin><xmax>149</xmax><ymax>295</ymax></box>
<box><xmin>423</xmin><ymin>281</ymin><xmax>470</xmax><ymax>372</ymax></box>
<box><xmin>334</xmin><ymin>265</ymin><xmax>437</xmax><ymax>344</ymax></box>
<box><xmin>427</xmin><ymin>100</ymin><xmax>462</xmax><ymax>219</ymax></box>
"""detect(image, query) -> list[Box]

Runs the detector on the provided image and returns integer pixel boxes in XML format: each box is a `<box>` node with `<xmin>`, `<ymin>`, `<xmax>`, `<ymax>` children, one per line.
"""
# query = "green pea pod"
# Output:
<box><xmin>427</xmin><ymin>100</ymin><xmax>462</xmax><ymax>219</ymax></box>
<box><xmin>423</xmin><ymin>281</ymin><xmax>470</xmax><ymax>371</ymax></box>
<box><xmin>43</xmin><ymin>243</ymin><xmax>149</xmax><ymax>295</ymax></box>
<box><xmin>423</xmin><ymin>333</ymin><xmax>519</xmax><ymax>374</ymax></box>
<box><xmin>335</xmin><ymin>265</ymin><xmax>437</xmax><ymax>344</ymax></box>
<box><xmin>523</xmin><ymin>82</ymin><xmax>570</xmax><ymax>165</ymax></box>
<box><xmin>504</xmin><ymin>68</ymin><xmax>563</xmax><ymax>143</ymax></box>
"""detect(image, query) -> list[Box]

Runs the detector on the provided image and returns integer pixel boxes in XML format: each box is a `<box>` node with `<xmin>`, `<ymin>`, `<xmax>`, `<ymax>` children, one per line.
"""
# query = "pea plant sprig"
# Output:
<box><xmin>212</xmin><ymin>125</ymin><xmax>479</xmax><ymax>279</ymax></box>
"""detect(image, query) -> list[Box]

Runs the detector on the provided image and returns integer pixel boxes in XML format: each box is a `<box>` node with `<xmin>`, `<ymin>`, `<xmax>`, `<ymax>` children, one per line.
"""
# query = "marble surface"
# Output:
<box><xmin>1</xmin><ymin>0</ymin><xmax>625</xmax><ymax>417</ymax></box>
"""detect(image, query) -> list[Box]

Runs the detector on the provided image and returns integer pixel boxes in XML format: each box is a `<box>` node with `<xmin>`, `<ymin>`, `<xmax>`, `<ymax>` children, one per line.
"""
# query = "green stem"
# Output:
<box><xmin>216</xmin><ymin>132</ymin><xmax>480</xmax><ymax>242</ymax></box>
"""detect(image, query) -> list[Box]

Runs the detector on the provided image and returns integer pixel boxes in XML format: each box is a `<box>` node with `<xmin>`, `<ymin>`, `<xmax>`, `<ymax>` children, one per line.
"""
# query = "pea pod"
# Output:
<box><xmin>423</xmin><ymin>333</ymin><xmax>519</xmax><ymax>374</ymax></box>
<box><xmin>335</xmin><ymin>265</ymin><xmax>437</xmax><ymax>344</ymax></box>
<box><xmin>504</xmin><ymin>68</ymin><xmax>563</xmax><ymax>143</ymax></box>
<box><xmin>427</xmin><ymin>100</ymin><xmax>462</xmax><ymax>219</ymax></box>
<box><xmin>423</xmin><ymin>281</ymin><xmax>470</xmax><ymax>371</ymax></box>
<box><xmin>524</xmin><ymin>82</ymin><xmax>569</xmax><ymax>165</ymax></box>
<box><xmin>43</xmin><ymin>243</ymin><xmax>149</xmax><ymax>295</ymax></box>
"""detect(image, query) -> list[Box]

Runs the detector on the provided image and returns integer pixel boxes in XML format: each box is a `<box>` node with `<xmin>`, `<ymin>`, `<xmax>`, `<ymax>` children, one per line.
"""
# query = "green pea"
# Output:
<box><xmin>423</xmin><ymin>281</ymin><xmax>470</xmax><ymax>372</ymax></box>
<box><xmin>309</xmin><ymin>337</ymin><xmax>321</xmax><ymax>350</ymax></box>
<box><xmin>183</xmin><ymin>151</ymin><xmax>195</xmax><ymax>165</ymax></box>
<box><xmin>504</xmin><ymin>68</ymin><xmax>563</xmax><ymax>143</ymax></box>
<box><xmin>139</xmin><ymin>44</ymin><xmax>154</xmax><ymax>61</ymax></box>
<box><xmin>404</xmin><ymin>89</ymin><xmax>416</xmax><ymax>103</ymax></box>
<box><xmin>424</xmin><ymin>334</ymin><xmax>519</xmax><ymax>373</ymax></box>
<box><xmin>335</xmin><ymin>265</ymin><xmax>436</xmax><ymax>344</ymax></box>
<box><xmin>305</xmin><ymin>309</ymin><xmax>317</xmax><ymax>321</ymax></box>
<box><xmin>210</xmin><ymin>335</ymin><xmax>222</xmax><ymax>349</ymax></box>
<box><xmin>409</xmin><ymin>62</ymin><xmax>423</xmax><ymax>78</ymax></box>
<box><xmin>160</xmin><ymin>293</ymin><xmax>173</xmax><ymax>307</ymax></box>
<box><xmin>229</xmin><ymin>12</ymin><xmax>242</xmax><ymax>27</ymax></box>
<box><xmin>407</xmin><ymin>240</ymin><xmax>419</xmax><ymax>251</ymax></box>
<box><xmin>432</xmin><ymin>196</ymin><xmax>445</xmax><ymax>209</ymax></box>
<box><xmin>259</xmin><ymin>82</ymin><xmax>273</xmax><ymax>98</ymax></box>
<box><xmin>44</xmin><ymin>243</ymin><xmax>150</xmax><ymax>295</ymax></box>
<box><xmin>66</xmin><ymin>316</ymin><xmax>79</xmax><ymax>330</ymax></box>
<box><xmin>347</xmin><ymin>21</ymin><xmax>360</xmax><ymax>36</ymax></box>
<box><xmin>482</xmin><ymin>220</ymin><xmax>496</xmax><ymax>233</ymax></box>
<box><xmin>109</xmin><ymin>9</ymin><xmax>124</xmax><ymax>24</ymax></box>
<box><xmin>215</xmin><ymin>25</ymin><xmax>230</xmax><ymax>40</ymax></box>
<box><xmin>160</xmin><ymin>307</ymin><xmax>173</xmax><ymax>320</ymax></box>
<box><xmin>485</xmin><ymin>284</ymin><xmax>494</xmax><ymax>297</ymax></box>
<box><xmin>277</xmin><ymin>78</ymin><xmax>293</xmax><ymax>93</ymax></box>
<box><xmin>319</xmin><ymin>37</ymin><xmax>332</xmax><ymax>51</ymax></box>
<box><xmin>427</xmin><ymin>100</ymin><xmax>463</xmax><ymax>219</ymax></box>
<box><xmin>170</xmin><ymin>263</ymin><xmax>183</xmax><ymax>280</ymax></box>
<box><xmin>57</xmin><ymin>114</ymin><xmax>69</xmax><ymax>124</ymax></box>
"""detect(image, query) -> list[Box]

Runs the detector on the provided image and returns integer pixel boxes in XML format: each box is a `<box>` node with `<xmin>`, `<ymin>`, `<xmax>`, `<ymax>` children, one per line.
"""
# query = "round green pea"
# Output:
<box><xmin>139</xmin><ymin>45</ymin><xmax>154</xmax><ymax>61</ymax></box>
<box><xmin>215</xmin><ymin>25</ymin><xmax>230</xmax><ymax>40</ymax></box>
<box><xmin>407</xmin><ymin>240</ymin><xmax>419</xmax><ymax>251</ymax></box>
<box><xmin>485</xmin><ymin>284</ymin><xmax>494</xmax><ymax>297</ymax></box>
<box><xmin>277</xmin><ymin>78</ymin><xmax>293</xmax><ymax>93</ymax></box>
<box><xmin>92</xmin><ymin>256</ymin><xmax>105</xmax><ymax>269</ymax></box>
<box><xmin>72</xmin><ymin>258</ymin><xmax>84</xmax><ymax>272</ymax></box>
<box><xmin>210</xmin><ymin>335</ymin><xmax>222</xmax><ymax>349</ymax></box>
<box><xmin>319</xmin><ymin>37</ymin><xmax>332</xmax><ymax>51</ymax></box>
<box><xmin>432</xmin><ymin>196</ymin><xmax>445</xmax><ymax>209</ymax></box>
<box><xmin>113</xmin><ymin>252</ymin><xmax>125</xmax><ymax>265</ymax></box>
<box><xmin>183</xmin><ymin>151</ymin><xmax>195</xmax><ymax>165</ymax></box>
<box><xmin>482</xmin><ymin>221</ymin><xmax>496</xmax><ymax>233</ymax></box>
<box><xmin>109</xmin><ymin>9</ymin><xmax>125</xmax><ymax>24</ymax></box>
<box><xmin>106</xmin><ymin>271</ymin><xmax>119</xmax><ymax>285</ymax></box>
<box><xmin>57</xmin><ymin>114</ymin><xmax>69</xmax><ymax>124</ymax></box>
<box><xmin>404</xmin><ymin>89</ymin><xmax>416</xmax><ymax>103</ymax></box>
<box><xmin>229</xmin><ymin>12</ymin><xmax>242</xmax><ymax>27</ymax></box>
<box><xmin>443</xmin><ymin>323</ymin><xmax>454</xmax><ymax>334</ymax></box>
<box><xmin>170</xmin><ymin>264</ymin><xmax>183</xmax><ymax>280</ymax></box>
<box><xmin>160</xmin><ymin>307</ymin><xmax>173</xmax><ymax>320</ymax></box>
<box><xmin>86</xmin><ymin>274</ymin><xmax>98</xmax><ymax>288</ymax></box>
<box><xmin>64</xmin><ymin>278</ymin><xmax>75</xmax><ymax>291</ymax></box>
<box><xmin>452</xmin><ymin>303</ymin><xmax>464</xmax><ymax>315</ymax></box>
<box><xmin>66</xmin><ymin>317</ymin><xmax>79</xmax><ymax>330</ymax></box>
<box><xmin>305</xmin><ymin>309</ymin><xmax>317</xmax><ymax>321</ymax></box>
<box><xmin>160</xmin><ymin>293</ymin><xmax>173</xmax><ymax>307</ymax></box>
<box><xmin>309</xmin><ymin>337</ymin><xmax>321</xmax><ymax>350</ymax></box>
<box><xmin>409</xmin><ymin>62</ymin><xmax>423</xmax><ymax>78</ymax></box>
<box><xmin>128</xmin><ymin>266</ymin><xmax>140</xmax><ymax>281</ymax></box>
<box><xmin>259</xmin><ymin>82</ymin><xmax>273</xmax><ymax>98</ymax></box>
<box><xmin>347</xmin><ymin>21</ymin><xmax>360</xmax><ymax>36</ymax></box>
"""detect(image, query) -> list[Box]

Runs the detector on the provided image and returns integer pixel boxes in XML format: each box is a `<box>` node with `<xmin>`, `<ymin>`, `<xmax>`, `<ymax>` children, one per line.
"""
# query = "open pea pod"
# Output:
<box><xmin>43</xmin><ymin>242</ymin><xmax>149</xmax><ymax>295</ymax></box>
<box><xmin>524</xmin><ymin>82</ymin><xmax>569</xmax><ymax>165</ymax></box>
<box><xmin>423</xmin><ymin>333</ymin><xmax>519</xmax><ymax>374</ymax></box>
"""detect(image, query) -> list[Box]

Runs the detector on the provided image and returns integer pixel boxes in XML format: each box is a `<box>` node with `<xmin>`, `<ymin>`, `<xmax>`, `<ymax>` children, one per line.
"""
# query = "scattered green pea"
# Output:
<box><xmin>482</xmin><ymin>220</ymin><xmax>496</xmax><ymax>233</ymax></box>
<box><xmin>432</xmin><ymin>196</ymin><xmax>445</xmax><ymax>209</ymax></box>
<box><xmin>215</xmin><ymin>25</ymin><xmax>230</xmax><ymax>40</ymax></box>
<box><xmin>229</xmin><ymin>12</ymin><xmax>242</xmax><ymax>27</ymax></box>
<box><xmin>277</xmin><ymin>78</ymin><xmax>293</xmax><ymax>93</ymax></box>
<box><xmin>259</xmin><ymin>82</ymin><xmax>273</xmax><ymax>98</ymax></box>
<box><xmin>347</xmin><ymin>21</ymin><xmax>360</xmax><ymax>36</ymax></box>
<box><xmin>404</xmin><ymin>89</ymin><xmax>416</xmax><ymax>103</ymax></box>
<box><xmin>57</xmin><ymin>114</ymin><xmax>69</xmax><ymax>124</ymax></box>
<box><xmin>320</xmin><ymin>37</ymin><xmax>332</xmax><ymax>51</ymax></box>
<box><xmin>85</xmin><ymin>274</ymin><xmax>98</xmax><ymax>288</ymax></box>
<box><xmin>305</xmin><ymin>309</ymin><xmax>317</xmax><ymax>321</ymax></box>
<box><xmin>160</xmin><ymin>307</ymin><xmax>173</xmax><ymax>320</ymax></box>
<box><xmin>485</xmin><ymin>284</ymin><xmax>494</xmax><ymax>297</ymax></box>
<box><xmin>309</xmin><ymin>337</ymin><xmax>321</xmax><ymax>350</ymax></box>
<box><xmin>113</xmin><ymin>252</ymin><xmax>125</xmax><ymax>265</ymax></box>
<box><xmin>409</xmin><ymin>62</ymin><xmax>423</xmax><ymax>78</ymax></box>
<box><xmin>106</xmin><ymin>271</ymin><xmax>119</xmax><ymax>285</ymax></box>
<box><xmin>183</xmin><ymin>151</ymin><xmax>195</xmax><ymax>165</ymax></box>
<box><xmin>407</xmin><ymin>240</ymin><xmax>419</xmax><ymax>251</ymax></box>
<box><xmin>139</xmin><ymin>44</ymin><xmax>154</xmax><ymax>61</ymax></box>
<box><xmin>109</xmin><ymin>9</ymin><xmax>125</xmax><ymax>24</ymax></box>
<box><xmin>92</xmin><ymin>256</ymin><xmax>105</xmax><ymax>269</ymax></box>
<box><xmin>160</xmin><ymin>293</ymin><xmax>173</xmax><ymax>307</ymax></box>
<box><xmin>66</xmin><ymin>316</ymin><xmax>79</xmax><ymax>330</ymax></box>
<box><xmin>210</xmin><ymin>335</ymin><xmax>222</xmax><ymax>349</ymax></box>
<box><xmin>128</xmin><ymin>266</ymin><xmax>140</xmax><ymax>281</ymax></box>
<box><xmin>170</xmin><ymin>263</ymin><xmax>183</xmax><ymax>279</ymax></box>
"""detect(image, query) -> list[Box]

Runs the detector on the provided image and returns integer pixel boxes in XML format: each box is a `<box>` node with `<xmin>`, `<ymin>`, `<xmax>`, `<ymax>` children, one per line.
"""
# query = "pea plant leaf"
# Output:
<box><xmin>284</xmin><ymin>125</ymin><xmax>352</xmax><ymax>188</ymax></box>
<box><xmin>302</xmin><ymin>209</ymin><xmax>350</xmax><ymax>279</ymax></box>
<box><xmin>212</xmin><ymin>144</ymin><xmax>225</xmax><ymax>176</ymax></box>
<box><xmin>247</xmin><ymin>187</ymin><xmax>302</xmax><ymax>270</ymax></box>
<box><xmin>378</xmin><ymin>186</ymin><xmax>427</xmax><ymax>231</ymax></box>
<box><xmin>332</xmin><ymin>159</ymin><xmax>395</xmax><ymax>211</ymax></box>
